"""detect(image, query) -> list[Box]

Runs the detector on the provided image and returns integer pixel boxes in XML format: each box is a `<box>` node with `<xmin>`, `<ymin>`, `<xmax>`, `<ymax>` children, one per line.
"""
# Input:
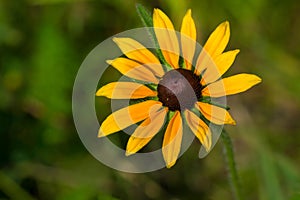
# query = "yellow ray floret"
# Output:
<box><xmin>202</xmin><ymin>73</ymin><xmax>262</xmax><ymax>97</ymax></box>
<box><xmin>214</xmin><ymin>49</ymin><xmax>240</xmax><ymax>77</ymax></box>
<box><xmin>162</xmin><ymin>111</ymin><xmax>183</xmax><ymax>168</ymax></box>
<box><xmin>200</xmin><ymin>49</ymin><xmax>240</xmax><ymax>85</ymax></box>
<box><xmin>203</xmin><ymin>21</ymin><xmax>230</xmax><ymax>59</ymax></box>
<box><xmin>196</xmin><ymin>102</ymin><xmax>236</xmax><ymax>125</ymax></box>
<box><xmin>107</xmin><ymin>58</ymin><xmax>160</xmax><ymax>83</ymax></box>
<box><xmin>153</xmin><ymin>8</ymin><xmax>179</xmax><ymax>69</ymax></box>
<box><xmin>96</xmin><ymin>82</ymin><xmax>157</xmax><ymax>99</ymax></box>
<box><xmin>195</xmin><ymin>21</ymin><xmax>230</xmax><ymax>75</ymax></box>
<box><xmin>113</xmin><ymin>37</ymin><xmax>164</xmax><ymax>77</ymax></box>
<box><xmin>184</xmin><ymin>110</ymin><xmax>212</xmax><ymax>152</ymax></box>
<box><xmin>126</xmin><ymin>107</ymin><xmax>167</xmax><ymax>156</ymax></box>
<box><xmin>99</xmin><ymin>101</ymin><xmax>162</xmax><ymax>137</ymax></box>
<box><xmin>180</xmin><ymin>9</ymin><xmax>196</xmax><ymax>70</ymax></box>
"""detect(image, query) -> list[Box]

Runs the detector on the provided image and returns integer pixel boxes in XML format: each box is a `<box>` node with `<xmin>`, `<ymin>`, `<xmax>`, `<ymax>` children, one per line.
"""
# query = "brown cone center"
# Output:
<box><xmin>157</xmin><ymin>69</ymin><xmax>202</xmax><ymax>111</ymax></box>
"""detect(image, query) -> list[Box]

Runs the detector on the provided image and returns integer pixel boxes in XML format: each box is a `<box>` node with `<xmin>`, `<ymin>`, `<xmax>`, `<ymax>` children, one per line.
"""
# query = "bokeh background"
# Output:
<box><xmin>1</xmin><ymin>0</ymin><xmax>300</xmax><ymax>199</ymax></box>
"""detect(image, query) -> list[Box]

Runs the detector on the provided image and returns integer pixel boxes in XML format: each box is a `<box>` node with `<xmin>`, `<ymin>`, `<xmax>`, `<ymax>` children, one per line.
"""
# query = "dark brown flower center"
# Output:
<box><xmin>157</xmin><ymin>69</ymin><xmax>202</xmax><ymax>111</ymax></box>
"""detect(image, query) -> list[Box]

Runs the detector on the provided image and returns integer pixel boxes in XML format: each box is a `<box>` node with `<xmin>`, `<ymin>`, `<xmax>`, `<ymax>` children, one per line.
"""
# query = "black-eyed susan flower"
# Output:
<box><xmin>96</xmin><ymin>8</ymin><xmax>261</xmax><ymax>168</ymax></box>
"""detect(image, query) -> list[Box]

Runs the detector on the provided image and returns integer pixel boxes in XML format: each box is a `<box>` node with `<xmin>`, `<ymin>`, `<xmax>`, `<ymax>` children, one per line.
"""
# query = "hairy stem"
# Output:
<box><xmin>221</xmin><ymin>129</ymin><xmax>243</xmax><ymax>200</ymax></box>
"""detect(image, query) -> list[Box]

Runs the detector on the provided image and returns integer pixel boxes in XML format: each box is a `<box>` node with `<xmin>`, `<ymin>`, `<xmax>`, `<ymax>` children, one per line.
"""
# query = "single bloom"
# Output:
<box><xmin>96</xmin><ymin>8</ymin><xmax>261</xmax><ymax>168</ymax></box>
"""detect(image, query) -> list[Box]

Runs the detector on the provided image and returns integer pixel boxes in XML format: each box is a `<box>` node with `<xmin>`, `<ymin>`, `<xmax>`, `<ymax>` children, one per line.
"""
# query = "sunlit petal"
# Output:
<box><xmin>215</xmin><ymin>49</ymin><xmax>240</xmax><ymax>76</ymax></box>
<box><xmin>162</xmin><ymin>111</ymin><xmax>183</xmax><ymax>168</ymax></box>
<box><xmin>194</xmin><ymin>50</ymin><xmax>213</xmax><ymax>76</ymax></box>
<box><xmin>196</xmin><ymin>102</ymin><xmax>236</xmax><ymax>125</ymax></box>
<box><xmin>180</xmin><ymin>9</ymin><xmax>196</xmax><ymax>70</ymax></box>
<box><xmin>98</xmin><ymin>101</ymin><xmax>162</xmax><ymax>137</ymax></box>
<box><xmin>126</xmin><ymin>107</ymin><xmax>167</xmax><ymax>156</ymax></box>
<box><xmin>194</xmin><ymin>21</ymin><xmax>230</xmax><ymax>75</ymax></box>
<box><xmin>107</xmin><ymin>58</ymin><xmax>160</xmax><ymax>83</ymax></box>
<box><xmin>113</xmin><ymin>37</ymin><xmax>164</xmax><ymax>77</ymax></box>
<box><xmin>184</xmin><ymin>110</ymin><xmax>212</xmax><ymax>151</ymax></box>
<box><xmin>96</xmin><ymin>82</ymin><xmax>157</xmax><ymax>99</ymax></box>
<box><xmin>203</xmin><ymin>21</ymin><xmax>230</xmax><ymax>58</ymax></box>
<box><xmin>199</xmin><ymin>50</ymin><xmax>240</xmax><ymax>85</ymax></box>
<box><xmin>202</xmin><ymin>74</ymin><xmax>262</xmax><ymax>97</ymax></box>
<box><xmin>153</xmin><ymin>8</ymin><xmax>179</xmax><ymax>68</ymax></box>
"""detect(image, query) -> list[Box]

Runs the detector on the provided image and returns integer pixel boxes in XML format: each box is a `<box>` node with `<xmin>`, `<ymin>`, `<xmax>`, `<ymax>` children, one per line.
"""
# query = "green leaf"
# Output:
<box><xmin>135</xmin><ymin>4</ymin><xmax>171</xmax><ymax>71</ymax></box>
<box><xmin>259</xmin><ymin>152</ymin><xmax>284</xmax><ymax>200</ymax></box>
<box><xmin>136</xmin><ymin>4</ymin><xmax>153</xmax><ymax>27</ymax></box>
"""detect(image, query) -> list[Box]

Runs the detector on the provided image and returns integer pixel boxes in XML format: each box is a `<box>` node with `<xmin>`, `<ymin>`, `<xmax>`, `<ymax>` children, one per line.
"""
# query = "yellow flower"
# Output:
<box><xmin>96</xmin><ymin>8</ymin><xmax>261</xmax><ymax>168</ymax></box>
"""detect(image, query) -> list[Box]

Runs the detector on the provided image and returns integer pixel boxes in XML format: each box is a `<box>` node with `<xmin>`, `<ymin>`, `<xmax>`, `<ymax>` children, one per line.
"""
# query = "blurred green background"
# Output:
<box><xmin>1</xmin><ymin>0</ymin><xmax>300</xmax><ymax>199</ymax></box>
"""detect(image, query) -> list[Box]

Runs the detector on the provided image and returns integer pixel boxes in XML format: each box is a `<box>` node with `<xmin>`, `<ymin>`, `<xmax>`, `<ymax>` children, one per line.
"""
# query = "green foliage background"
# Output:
<box><xmin>0</xmin><ymin>0</ymin><xmax>300</xmax><ymax>199</ymax></box>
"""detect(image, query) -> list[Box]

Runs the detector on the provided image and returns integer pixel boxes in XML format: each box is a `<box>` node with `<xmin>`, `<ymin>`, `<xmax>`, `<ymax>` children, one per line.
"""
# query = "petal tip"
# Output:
<box><xmin>234</xmin><ymin>49</ymin><xmax>240</xmax><ymax>54</ymax></box>
<box><xmin>252</xmin><ymin>75</ymin><xmax>262</xmax><ymax>84</ymax></box>
<box><xmin>112</xmin><ymin>37</ymin><xmax>126</xmax><ymax>45</ymax></box>
<box><xmin>106</xmin><ymin>60</ymin><xmax>113</xmax><ymax>65</ymax></box>
<box><xmin>112</xmin><ymin>37</ymin><xmax>118</xmax><ymax>43</ymax></box>
<box><xmin>95</xmin><ymin>88</ymin><xmax>104</xmax><ymax>96</ymax></box>
<box><xmin>220</xmin><ymin>21</ymin><xmax>230</xmax><ymax>33</ymax></box>
<box><xmin>166</xmin><ymin>161</ymin><xmax>176</xmax><ymax>169</ymax></box>
<box><xmin>98</xmin><ymin>129</ymin><xmax>105</xmax><ymax>138</ymax></box>
<box><xmin>257</xmin><ymin>76</ymin><xmax>262</xmax><ymax>82</ymax></box>
<box><xmin>125</xmin><ymin>151</ymin><xmax>134</xmax><ymax>156</ymax></box>
<box><xmin>153</xmin><ymin>8</ymin><xmax>161</xmax><ymax>12</ymax></box>
<box><xmin>204</xmin><ymin>146</ymin><xmax>211</xmax><ymax>153</ymax></box>
<box><xmin>186</xmin><ymin>9</ymin><xmax>192</xmax><ymax>16</ymax></box>
<box><xmin>203</xmin><ymin>142</ymin><xmax>212</xmax><ymax>152</ymax></box>
<box><xmin>231</xmin><ymin>119</ymin><xmax>237</xmax><ymax>125</ymax></box>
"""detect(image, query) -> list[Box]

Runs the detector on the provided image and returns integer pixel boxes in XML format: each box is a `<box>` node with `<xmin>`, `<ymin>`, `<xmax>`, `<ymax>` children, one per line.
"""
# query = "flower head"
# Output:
<box><xmin>96</xmin><ymin>8</ymin><xmax>261</xmax><ymax>168</ymax></box>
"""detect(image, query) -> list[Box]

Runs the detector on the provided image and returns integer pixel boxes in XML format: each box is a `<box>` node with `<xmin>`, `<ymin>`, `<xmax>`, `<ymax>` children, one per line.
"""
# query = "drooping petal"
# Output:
<box><xmin>184</xmin><ymin>109</ymin><xmax>212</xmax><ymax>151</ymax></box>
<box><xmin>107</xmin><ymin>58</ymin><xmax>159</xmax><ymax>83</ymax></box>
<box><xmin>98</xmin><ymin>100</ymin><xmax>162</xmax><ymax>137</ymax></box>
<box><xmin>194</xmin><ymin>21</ymin><xmax>230</xmax><ymax>75</ymax></box>
<box><xmin>162</xmin><ymin>111</ymin><xmax>183</xmax><ymax>168</ymax></box>
<box><xmin>202</xmin><ymin>74</ymin><xmax>262</xmax><ymax>97</ymax></box>
<box><xmin>203</xmin><ymin>21</ymin><xmax>230</xmax><ymax>59</ymax></box>
<box><xmin>180</xmin><ymin>9</ymin><xmax>196</xmax><ymax>70</ymax></box>
<box><xmin>112</xmin><ymin>37</ymin><xmax>164</xmax><ymax>77</ymax></box>
<box><xmin>96</xmin><ymin>82</ymin><xmax>157</xmax><ymax>99</ymax></box>
<box><xmin>196</xmin><ymin>102</ymin><xmax>236</xmax><ymax>125</ymax></box>
<box><xmin>153</xmin><ymin>8</ymin><xmax>179</xmax><ymax>69</ymax></box>
<box><xmin>126</xmin><ymin>107</ymin><xmax>167</xmax><ymax>156</ymax></box>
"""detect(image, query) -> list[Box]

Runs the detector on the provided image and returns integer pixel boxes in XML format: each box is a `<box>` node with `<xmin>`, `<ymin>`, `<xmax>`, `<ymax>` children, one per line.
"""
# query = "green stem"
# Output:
<box><xmin>135</xmin><ymin>4</ymin><xmax>173</xmax><ymax>71</ymax></box>
<box><xmin>221</xmin><ymin>129</ymin><xmax>243</xmax><ymax>200</ymax></box>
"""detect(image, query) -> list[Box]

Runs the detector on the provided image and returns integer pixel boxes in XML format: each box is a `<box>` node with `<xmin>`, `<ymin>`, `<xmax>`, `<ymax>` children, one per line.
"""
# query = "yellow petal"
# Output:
<box><xmin>194</xmin><ymin>21</ymin><xmax>230</xmax><ymax>75</ymax></box>
<box><xmin>126</xmin><ymin>108</ymin><xmax>167</xmax><ymax>156</ymax></box>
<box><xmin>153</xmin><ymin>9</ymin><xmax>179</xmax><ymax>69</ymax></box>
<box><xmin>203</xmin><ymin>21</ymin><xmax>230</xmax><ymax>59</ymax></box>
<box><xmin>194</xmin><ymin>49</ymin><xmax>214</xmax><ymax>76</ymax></box>
<box><xmin>215</xmin><ymin>49</ymin><xmax>240</xmax><ymax>76</ymax></box>
<box><xmin>162</xmin><ymin>111</ymin><xmax>183</xmax><ymax>168</ymax></box>
<box><xmin>184</xmin><ymin>110</ymin><xmax>212</xmax><ymax>151</ymax></box>
<box><xmin>199</xmin><ymin>49</ymin><xmax>240</xmax><ymax>85</ymax></box>
<box><xmin>202</xmin><ymin>74</ymin><xmax>262</xmax><ymax>97</ymax></box>
<box><xmin>196</xmin><ymin>102</ymin><xmax>236</xmax><ymax>125</ymax></box>
<box><xmin>107</xmin><ymin>58</ymin><xmax>159</xmax><ymax>83</ymax></box>
<box><xmin>199</xmin><ymin>56</ymin><xmax>220</xmax><ymax>85</ymax></box>
<box><xmin>112</xmin><ymin>37</ymin><xmax>164</xmax><ymax>77</ymax></box>
<box><xmin>180</xmin><ymin>9</ymin><xmax>196</xmax><ymax>70</ymax></box>
<box><xmin>96</xmin><ymin>82</ymin><xmax>157</xmax><ymax>99</ymax></box>
<box><xmin>98</xmin><ymin>100</ymin><xmax>162</xmax><ymax>137</ymax></box>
